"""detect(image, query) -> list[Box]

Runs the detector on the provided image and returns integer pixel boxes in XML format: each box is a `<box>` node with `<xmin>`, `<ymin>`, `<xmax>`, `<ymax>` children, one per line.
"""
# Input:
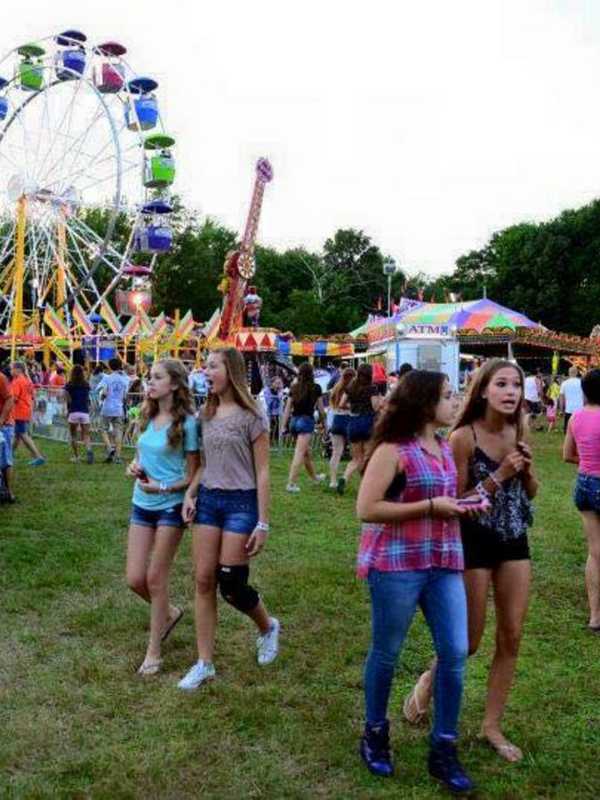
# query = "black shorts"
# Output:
<box><xmin>461</xmin><ymin>525</ymin><xmax>530</xmax><ymax>570</ymax></box>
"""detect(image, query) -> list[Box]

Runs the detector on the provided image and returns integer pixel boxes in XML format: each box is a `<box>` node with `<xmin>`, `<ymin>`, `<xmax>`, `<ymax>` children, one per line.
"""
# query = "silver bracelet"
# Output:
<box><xmin>256</xmin><ymin>521</ymin><xmax>270</xmax><ymax>532</ymax></box>
<box><xmin>159</xmin><ymin>482</ymin><xmax>169</xmax><ymax>495</ymax></box>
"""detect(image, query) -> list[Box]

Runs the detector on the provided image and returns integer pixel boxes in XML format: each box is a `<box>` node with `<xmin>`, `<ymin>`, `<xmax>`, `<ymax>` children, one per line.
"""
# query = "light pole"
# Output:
<box><xmin>395</xmin><ymin>322</ymin><xmax>406</xmax><ymax>372</ymax></box>
<box><xmin>383</xmin><ymin>257</ymin><xmax>397</xmax><ymax>317</ymax></box>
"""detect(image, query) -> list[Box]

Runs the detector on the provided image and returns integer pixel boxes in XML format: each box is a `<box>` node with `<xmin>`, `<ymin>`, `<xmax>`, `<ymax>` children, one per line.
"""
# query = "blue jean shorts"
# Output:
<box><xmin>290</xmin><ymin>415</ymin><xmax>315</xmax><ymax>435</ymax></box>
<box><xmin>195</xmin><ymin>486</ymin><xmax>258</xmax><ymax>535</ymax></box>
<box><xmin>130</xmin><ymin>503</ymin><xmax>185</xmax><ymax>529</ymax></box>
<box><xmin>0</xmin><ymin>425</ymin><xmax>14</xmax><ymax>468</ymax></box>
<box><xmin>348</xmin><ymin>413</ymin><xmax>375</xmax><ymax>443</ymax></box>
<box><xmin>14</xmin><ymin>420</ymin><xmax>29</xmax><ymax>436</ymax></box>
<box><xmin>574</xmin><ymin>473</ymin><xmax>600</xmax><ymax>513</ymax></box>
<box><xmin>330</xmin><ymin>414</ymin><xmax>350</xmax><ymax>437</ymax></box>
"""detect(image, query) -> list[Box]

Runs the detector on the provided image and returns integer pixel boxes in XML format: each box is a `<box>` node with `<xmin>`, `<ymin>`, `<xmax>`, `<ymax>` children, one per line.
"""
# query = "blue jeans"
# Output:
<box><xmin>364</xmin><ymin>568</ymin><xmax>468</xmax><ymax>744</ymax></box>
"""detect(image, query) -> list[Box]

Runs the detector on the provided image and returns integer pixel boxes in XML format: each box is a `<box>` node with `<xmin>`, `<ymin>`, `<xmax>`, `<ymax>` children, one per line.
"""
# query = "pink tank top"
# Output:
<box><xmin>571</xmin><ymin>408</ymin><xmax>600</xmax><ymax>477</ymax></box>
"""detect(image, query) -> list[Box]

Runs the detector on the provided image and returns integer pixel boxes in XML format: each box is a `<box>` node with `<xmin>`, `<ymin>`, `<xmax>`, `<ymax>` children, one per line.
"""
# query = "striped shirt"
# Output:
<box><xmin>357</xmin><ymin>436</ymin><xmax>464</xmax><ymax>578</ymax></box>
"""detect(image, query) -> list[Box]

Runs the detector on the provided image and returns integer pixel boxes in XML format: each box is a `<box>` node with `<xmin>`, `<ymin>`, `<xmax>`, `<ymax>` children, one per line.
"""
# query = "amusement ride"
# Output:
<box><xmin>0</xmin><ymin>30</ymin><xmax>178</xmax><ymax>362</ymax></box>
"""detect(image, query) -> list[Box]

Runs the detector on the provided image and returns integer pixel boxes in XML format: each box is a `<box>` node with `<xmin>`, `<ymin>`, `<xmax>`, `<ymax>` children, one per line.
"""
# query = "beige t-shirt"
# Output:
<box><xmin>200</xmin><ymin>406</ymin><xmax>269</xmax><ymax>490</ymax></box>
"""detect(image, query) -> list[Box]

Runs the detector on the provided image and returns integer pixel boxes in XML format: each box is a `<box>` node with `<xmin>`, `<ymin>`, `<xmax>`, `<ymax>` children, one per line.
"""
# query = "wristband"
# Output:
<box><xmin>256</xmin><ymin>521</ymin><xmax>270</xmax><ymax>532</ymax></box>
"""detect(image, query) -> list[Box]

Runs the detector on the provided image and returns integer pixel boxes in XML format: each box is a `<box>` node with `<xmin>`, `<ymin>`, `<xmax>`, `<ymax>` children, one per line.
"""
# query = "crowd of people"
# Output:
<box><xmin>3</xmin><ymin>349</ymin><xmax>600</xmax><ymax>795</ymax></box>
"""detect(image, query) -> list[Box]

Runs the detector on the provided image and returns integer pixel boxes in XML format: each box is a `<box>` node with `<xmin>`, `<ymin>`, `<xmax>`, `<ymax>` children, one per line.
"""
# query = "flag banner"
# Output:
<box><xmin>72</xmin><ymin>301</ymin><xmax>94</xmax><ymax>336</ymax></box>
<box><xmin>100</xmin><ymin>300</ymin><xmax>122</xmax><ymax>334</ymax></box>
<box><xmin>43</xmin><ymin>305</ymin><xmax>69</xmax><ymax>338</ymax></box>
<box><xmin>152</xmin><ymin>312</ymin><xmax>168</xmax><ymax>336</ymax></box>
<box><xmin>121</xmin><ymin>315</ymin><xmax>140</xmax><ymax>337</ymax></box>
<box><xmin>174</xmin><ymin>309</ymin><xmax>195</xmax><ymax>340</ymax></box>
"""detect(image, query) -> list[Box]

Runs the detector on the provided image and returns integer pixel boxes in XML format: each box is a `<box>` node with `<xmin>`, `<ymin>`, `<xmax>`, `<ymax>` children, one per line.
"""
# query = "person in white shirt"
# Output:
<box><xmin>524</xmin><ymin>373</ymin><xmax>542</xmax><ymax>430</ymax></box>
<box><xmin>559</xmin><ymin>367</ymin><xmax>584</xmax><ymax>433</ymax></box>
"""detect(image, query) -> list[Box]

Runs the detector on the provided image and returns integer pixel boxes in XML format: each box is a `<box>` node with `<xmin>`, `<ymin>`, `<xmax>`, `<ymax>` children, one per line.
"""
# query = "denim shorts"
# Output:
<box><xmin>574</xmin><ymin>473</ymin><xmax>600</xmax><ymax>513</ymax></box>
<box><xmin>0</xmin><ymin>425</ymin><xmax>14</xmax><ymax>468</ymax></box>
<box><xmin>290</xmin><ymin>415</ymin><xmax>315</xmax><ymax>435</ymax></box>
<box><xmin>195</xmin><ymin>486</ymin><xmax>258</xmax><ymax>535</ymax></box>
<box><xmin>330</xmin><ymin>413</ymin><xmax>350</xmax><ymax>437</ymax></box>
<box><xmin>130</xmin><ymin>503</ymin><xmax>185</xmax><ymax>529</ymax></box>
<box><xmin>348</xmin><ymin>413</ymin><xmax>375</xmax><ymax>443</ymax></box>
<box><xmin>14</xmin><ymin>420</ymin><xmax>29</xmax><ymax>436</ymax></box>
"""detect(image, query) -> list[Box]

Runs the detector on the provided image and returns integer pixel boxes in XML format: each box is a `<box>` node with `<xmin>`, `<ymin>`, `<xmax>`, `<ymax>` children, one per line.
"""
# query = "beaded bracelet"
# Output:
<box><xmin>475</xmin><ymin>481</ymin><xmax>490</xmax><ymax>500</ymax></box>
<box><xmin>488</xmin><ymin>471</ymin><xmax>503</xmax><ymax>491</ymax></box>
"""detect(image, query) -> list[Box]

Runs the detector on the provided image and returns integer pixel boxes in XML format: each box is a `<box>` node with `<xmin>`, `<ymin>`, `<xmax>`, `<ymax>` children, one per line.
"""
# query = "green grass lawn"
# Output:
<box><xmin>1</xmin><ymin>433</ymin><xmax>600</xmax><ymax>799</ymax></box>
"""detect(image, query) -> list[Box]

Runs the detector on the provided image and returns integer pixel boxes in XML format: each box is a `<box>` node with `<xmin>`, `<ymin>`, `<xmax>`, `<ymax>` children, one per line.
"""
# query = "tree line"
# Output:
<box><xmin>16</xmin><ymin>195</ymin><xmax>600</xmax><ymax>338</ymax></box>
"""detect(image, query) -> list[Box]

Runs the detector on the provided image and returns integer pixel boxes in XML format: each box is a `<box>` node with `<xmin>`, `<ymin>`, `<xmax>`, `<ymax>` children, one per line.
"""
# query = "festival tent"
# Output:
<box><xmin>392</xmin><ymin>298</ymin><xmax>539</xmax><ymax>332</ymax></box>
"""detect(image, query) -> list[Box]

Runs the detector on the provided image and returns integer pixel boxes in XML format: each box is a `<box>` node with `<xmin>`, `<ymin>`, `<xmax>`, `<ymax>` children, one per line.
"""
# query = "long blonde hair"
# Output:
<box><xmin>140</xmin><ymin>359</ymin><xmax>194</xmax><ymax>448</ymax></box>
<box><xmin>203</xmin><ymin>347</ymin><xmax>260</xmax><ymax>419</ymax></box>
<box><xmin>452</xmin><ymin>358</ymin><xmax>525</xmax><ymax>439</ymax></box>
<box><xmin>330</xmin><ymin>367</ymin><xmax>356</xmax><ymax>410</ymax></box>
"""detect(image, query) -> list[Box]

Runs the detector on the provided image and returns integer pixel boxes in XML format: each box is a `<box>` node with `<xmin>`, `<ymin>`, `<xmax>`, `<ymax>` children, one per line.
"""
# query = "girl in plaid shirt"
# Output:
<box><xmin>356</xmin><ymin>370</ymin><xmax>476</xmax><ymax>794</ymax></box>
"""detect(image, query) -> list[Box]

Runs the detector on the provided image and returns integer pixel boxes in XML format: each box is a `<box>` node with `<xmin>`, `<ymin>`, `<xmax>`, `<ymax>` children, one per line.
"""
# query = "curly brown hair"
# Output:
<box><xmin>367</xmin><ymin>370</ymin><xmax>447</xmax><ymax>460</ymax></box>
<box><xmin>140</xmin><ymin>359</ymin><xmax>194</xmax><ymax>449</ymax></box>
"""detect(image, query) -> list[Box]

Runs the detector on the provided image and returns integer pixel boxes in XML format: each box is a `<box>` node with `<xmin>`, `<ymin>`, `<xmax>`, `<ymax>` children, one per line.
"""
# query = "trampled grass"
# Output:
<box><xmin>1</xmin><ymin>433</ymin><xmax>600</xmax><ymax>798</ymax></box>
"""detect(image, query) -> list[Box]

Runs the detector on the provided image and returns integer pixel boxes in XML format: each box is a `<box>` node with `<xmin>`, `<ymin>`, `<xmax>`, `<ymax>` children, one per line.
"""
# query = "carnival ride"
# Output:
<box><xmin>0</xmin><ymin>31</ymin><xmax>179</xmax><ymax>363</ymax></box>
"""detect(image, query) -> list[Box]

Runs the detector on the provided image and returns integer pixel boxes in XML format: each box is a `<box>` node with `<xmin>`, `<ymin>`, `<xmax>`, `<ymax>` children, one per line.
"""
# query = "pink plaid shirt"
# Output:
<box><xmin>357</xmin><ymin>436</ymin><xmax>464</xmax><ymax>578</ymax></box>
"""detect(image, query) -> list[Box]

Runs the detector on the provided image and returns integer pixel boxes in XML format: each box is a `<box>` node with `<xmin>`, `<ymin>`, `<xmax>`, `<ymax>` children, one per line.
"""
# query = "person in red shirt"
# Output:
<box><xmin>11</xmin><ymin>362</ymin><xmax>46</xmax><ymax>466</ymax></box>
<box><xmin>48</xmin><ymin>364</ymin><xmax>66</xmax><ymax>388</ymax></box>
<box><xmin>0</xmin><ymin>368</ymin><xmax>16</xmax><ymax>501</ymax></box>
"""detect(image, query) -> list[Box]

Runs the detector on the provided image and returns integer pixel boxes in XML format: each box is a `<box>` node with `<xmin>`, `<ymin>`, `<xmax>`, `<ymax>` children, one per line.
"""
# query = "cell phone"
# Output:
<box><xmin>457</xmin><ymin>497</ymin><xmax>491</xmax><ymax>512</ymax></box>
<box><xmin>138</xmin><ymin>468</ymin><xmax>149</xmax><ymax>483</ymax></box>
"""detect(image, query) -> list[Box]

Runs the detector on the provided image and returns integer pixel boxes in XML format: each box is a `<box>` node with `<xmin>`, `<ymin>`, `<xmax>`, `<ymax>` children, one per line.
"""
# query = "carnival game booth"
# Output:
<box><xmin>365</xmin><ymin>299</ymin><xmax>540</xmax><ymax>390</ymax></box>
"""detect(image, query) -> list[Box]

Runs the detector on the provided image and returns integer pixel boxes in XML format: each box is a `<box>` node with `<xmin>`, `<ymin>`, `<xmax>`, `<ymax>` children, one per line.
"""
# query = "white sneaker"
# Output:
<box><xmin>314</xmin><ymin>473</ymin><xmax>326</xmax><ymax>483</ymax></box>
<box><xmin>257</xmin><ymin>618</ymin><xmax>280</xmax><ymax>665</ymax></box>
<box><xmin>177</xmin><ymin>659</ymin><xmax>216</xmax><ymax>691</ymax></box>
<box><xmin>286</xmin><ymin>483</ymin><xmax>300</xmax><ymax>493</ymax></box>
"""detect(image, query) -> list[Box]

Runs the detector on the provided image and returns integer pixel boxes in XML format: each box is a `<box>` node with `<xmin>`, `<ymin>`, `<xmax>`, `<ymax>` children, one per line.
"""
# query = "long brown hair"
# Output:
<box><xmin>330</xmin><ymin>367</ymin><xmax>356</xmax><ymax>410</ymax></box>
<box><xmin>347</xmin><ymin>362</ymin><xmax>373</xmax><ymax>403</ymax></box>
<box><xmin>140</xmin><ymin>359</ymin><xmax>194</xmax><ymax>448</ymax></box>
<box><xmin>203</xmin><ymin>347</ymin><xmax>259</xmax><ymax>419</ymax></box>
<box><xmin>290</xmin><ymin>362</ymin><xmax>316</xmax><ymax>407</ymax></box>
<box><xmin>367</xmin><ymin>370</ymin><xmax>447</xmax><ymax>461</ymax></box>
<box><xmin>452</xmin><ymin>358</ymin><xmax>525</xmax><ymax>439</ymax></box>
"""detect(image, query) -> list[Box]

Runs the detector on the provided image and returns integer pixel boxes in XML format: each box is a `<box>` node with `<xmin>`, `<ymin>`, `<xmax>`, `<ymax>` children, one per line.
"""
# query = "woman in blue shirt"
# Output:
<box><xmin>126</xmin><ymin>359</ymin><xmax>200</xmax><ymax>676</ymax></box>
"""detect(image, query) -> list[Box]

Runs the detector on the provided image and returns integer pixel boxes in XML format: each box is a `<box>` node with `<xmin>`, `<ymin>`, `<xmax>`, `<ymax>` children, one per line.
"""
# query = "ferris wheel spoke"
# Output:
<box><xmin>77</xmin><ymin>160</ymin><xmax>139</xmax><ymax>196</ymax></box>
<box><xmin>60</xmin><ymin>135</ymin><xmax>138</xmax><ymax>194</ymax></box>
<box><xmin>33</xmin><ymin>77</ymin><xmax>86</xmax><ymax>187</ymax></box>
<box><xmin>63</xmin><ymin>223</ymin><xmax>110</xmax><ymax>306</ymax></box>
<box><xmin>44</xmin><ymin>105</ymin><xmax>107</xmax><ymax>191</ymax></box>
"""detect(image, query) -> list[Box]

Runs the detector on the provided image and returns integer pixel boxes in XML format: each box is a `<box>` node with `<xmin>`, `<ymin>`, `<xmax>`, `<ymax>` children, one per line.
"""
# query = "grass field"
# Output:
<box><xmin>2</xmin><ymin>433</ymin><xmax>600</xmax><ymax>799</ymax></box>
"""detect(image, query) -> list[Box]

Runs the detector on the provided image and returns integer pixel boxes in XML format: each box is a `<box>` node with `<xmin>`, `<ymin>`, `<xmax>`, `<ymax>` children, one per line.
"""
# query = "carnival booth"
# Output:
<box><xmin>365</xmin><ymin>299</ymin><xmax>540</xmax><ymax>390</ymax></box>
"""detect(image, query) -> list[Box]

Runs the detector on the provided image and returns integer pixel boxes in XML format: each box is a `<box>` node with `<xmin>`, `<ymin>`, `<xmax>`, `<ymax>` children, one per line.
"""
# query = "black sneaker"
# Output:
<box><xmin>336</xmin><ymin>476</ymin><xmax>346</xmax><ymax>496</ymax></box>
<box><xmin>86</xmin><ymin>449</ymin><xmax>94</xmax><ymax>465</ymax></box>
<box><xmin>428</xmin><ymin>739</ymin><xmax>475</xmax><ymax>794</ymax></box>
<box><xmin>104</xmin><ymin>448</ymin><xmax>116</xmax><ymax>464</ymax></box>
<box><xmin>359</xmin><ymin>720</ymin><xmax>394</xmax><ymax>777</ymax></box>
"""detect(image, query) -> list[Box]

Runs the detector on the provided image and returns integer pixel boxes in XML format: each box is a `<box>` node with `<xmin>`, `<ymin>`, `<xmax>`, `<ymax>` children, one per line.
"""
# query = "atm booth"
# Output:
<box><xmin>365</xmin><ymin>318</ymin><xmax>460</xmax><ymax>390</ymax></box>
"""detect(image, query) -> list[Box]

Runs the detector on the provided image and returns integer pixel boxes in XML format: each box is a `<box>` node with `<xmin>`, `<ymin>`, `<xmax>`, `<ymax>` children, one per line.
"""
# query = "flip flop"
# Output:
<box><xmin>137</xmin><ymin>659</ymin><xmax>163</xmax><ymax>676</ymax></box>
<box><xmin>161</xmin><ymin>607</ymin><xmax>184</xmax><ymax>643</ymax></box>
<box><xmin>479</xmin><ymin>734</ymin><xmax>523</xmax><ymax>763</ymax></box>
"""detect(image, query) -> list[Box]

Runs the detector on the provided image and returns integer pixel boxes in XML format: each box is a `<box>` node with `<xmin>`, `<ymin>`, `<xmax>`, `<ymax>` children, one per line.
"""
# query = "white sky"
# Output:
<box><xmin>2</xmin><ymin>0</ymin><xmax>600</xmax><ymax>276</ymax></box>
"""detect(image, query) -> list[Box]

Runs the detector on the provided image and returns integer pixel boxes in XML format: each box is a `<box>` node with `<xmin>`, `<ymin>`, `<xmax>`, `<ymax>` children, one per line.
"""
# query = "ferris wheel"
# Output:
<box><xmin>0</xmin><ymin>29</ymin><xmax>177</xmax><ymax>349</ymax></box>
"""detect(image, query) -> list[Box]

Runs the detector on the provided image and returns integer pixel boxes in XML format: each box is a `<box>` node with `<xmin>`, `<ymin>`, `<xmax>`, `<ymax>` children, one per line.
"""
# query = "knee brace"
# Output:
<box><xmin>216</xmin><ymin>564</ymin><xmax>259</xmax><ymax>613</ymax></box>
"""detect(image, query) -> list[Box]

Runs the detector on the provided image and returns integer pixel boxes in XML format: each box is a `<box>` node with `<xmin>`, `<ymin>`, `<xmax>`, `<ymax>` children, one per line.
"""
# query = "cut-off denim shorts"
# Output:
<box><xmin>574</xmin><ymin>473</ymin><xmax>600</xmax><ymax>513</ymax></box>
<box><xmin>330</xmin><ymin>413</ymin><xmax>350</xmax><ymax>438</ymax></box>
<box><xmin>290</xmin><ymin>414</ymin><xmax>315</xmax><ymax>435</ymax></box>
<box><xmin>195</xmin><ymin>486</ymin><xmax>259</xmax><ymax>535</ymax></box>
<box><xmin>348</xmin><ymin>413</ymin><xmax>375</xmax><ymax>443</ymax></box>
<box><xmin>130</xmin><ymin>503</ymin><xmax>185</xmax><ymax>529</ymax></box>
